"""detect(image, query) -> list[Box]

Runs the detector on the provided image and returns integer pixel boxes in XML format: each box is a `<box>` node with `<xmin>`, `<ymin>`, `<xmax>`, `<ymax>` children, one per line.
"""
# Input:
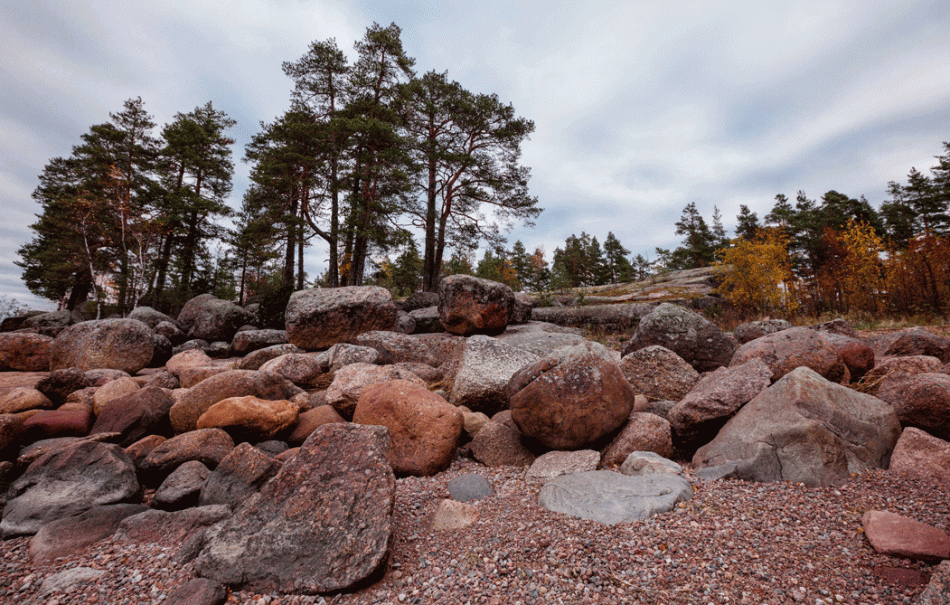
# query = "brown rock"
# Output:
<box><xmin>287</xmin><ymin>405</ymin><xmax>346</xmax><ymax>445</ymax></box>
<box><xmin>354</xmin><ymin>380</ymin><xmax>462</xmax><ymax>476</ymax></box>
<box><xmin>124</xmin><ymin>434</ymin><xmax>166</xmax><ymax>469</ymax></box>
<box><xmin>732</xmin><ymin>319</ymin><xmax>791</xmax><ymax>344</ymax></box>
<box><xmin>0</xmin><ymin>333</ymin><xmax>53</xmax><ymax>371</ymax></box>
<box><xmin>326</xmin><ymin>342</ymin><xmax>380</xmax><ymax>370</ymax></box>
<box><xmin>29</xmin><ymin>503</ymin><xmax>148</xmax><ymax>563</ymax></box>
<box><xmin>285</xmin><ymin>286</ymin><xmax>398</xmax><ymax>350</ymax></box>
<box><xmin>889</xmin><ymin>427</ymin><xmax>950</xmax><ymax>485</ymax></box>
<box><xmin>729</xmin><ymin>327</ymin><xmax>844</xmax><ymax>383</ymax></box>
<box><xmin>199</xmin><ymin>442</ymin><xmax>282</xmax><ymax>509</ymax></box>
<box><xmin>438</xmin><ymin>274</ymin><xmax>514</xmax><ymax>336</ymax></box>
<box><xmin>23</xmin><ymin>408</ymin><xmax>94</xmax><ymax>440</ymax></box>
<box><xmin>508</xmin><ymin>341</ymin><xmax>634</xmax><ymax>450</ymax></box>
<box><xmin>325</xmin><ymin>363</ymin><xmax>425</xmax><ymax>418</ymax></box>
<box><xmin>0</xmin><ymin>387</ymin><xmax>53</xmax><ymax>414</ymax></box>
<box><xmin>430</xmin><ymin>499</ymin><xmax>479</xmax><ymax>531</ymax></box>
<box><xmin>165</xmin><ymin>578</ymin><xmax>228</xmax><ymax>605</ymax></box>
<box><xmin>166</xmin><ymin>349</ymin><xmax>215</xmax><ymax>378</ymax></box>
<box><xmin>877</xmin><ymin>373</ymin><xmax>950</xmax><ymax>441</ymax></box>
<box><xmin>469</xmin><ymin>421</ymin><xmax>535</xmax><ymax>467</ymax></box>
<box><xmin>90</xmin><ymin>386</ymin><xmax>174</xmax><ymax>447</ymax></box>
<box><xmin>196</xmin><ymin>395</ymin><xmax>299</xmax><ymax>442</ymax></box>
<box><xmin>194</xmin><ymin>423</ymin><xmax>395</xmax><ymax>594</ymax></box>
<box><xmin>231</xmin><ymin>329</ymin><xmax>287</xmax><ymax>355</ymax></box>
<box><xmin>619</xmin><ymin>345</ymin><xmax>700</xmax><ymax>401</ymax></box>
<box><xmin>863</xmin><ymin>510</ymin><xmax>950</xmax><ymax>561</ymax></box>
<box><xmin>821</xmin><ymin>333</ymin><xmax>875</xmax><ymax>381</ymax></box>
<box><xmin>50</xmin><ymin>319</ymin><xmax>154</xmax><ymax>374</ymax></box>
<box><xmin>152</xmin><ymin>460</ymin><xmax>211</xmax><ymax>510</ymax></box>
<box><xmin>600</xmin><ymin>412</ymin><xmax>674</xmax><ymax>468</ymax></box>
<box><xmin>0</xmin><ymin>414</ymin><xmax>26</xmax><ymax>459</ymax></box>
<box><xmin>140</xmin><ymin>428</ymin><xmax>235</xmax><ymax>485</ymax></box>
<box><xmin>92</xmin><ymin>376</ymin><xmax>140</xmax><ymax>416</ymax></box>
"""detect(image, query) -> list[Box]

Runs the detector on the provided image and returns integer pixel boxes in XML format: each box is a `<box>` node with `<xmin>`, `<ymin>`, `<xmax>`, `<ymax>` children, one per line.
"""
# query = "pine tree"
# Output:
<box><xmin>735</xmin><ymin>204</ymin><xmax>761</xmax><ymax>240</ymax></box>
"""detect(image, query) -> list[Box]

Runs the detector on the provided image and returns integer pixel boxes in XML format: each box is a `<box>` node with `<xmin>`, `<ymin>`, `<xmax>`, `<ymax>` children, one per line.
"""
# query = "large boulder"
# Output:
<box><xmin>194</xmin><ymin>423</ymin><xmax>395</xmax><ymax>595</ymax></box>
<box><xmin>0</xmin><ymin>333</ymin><xmax>53</xmax><ymax>371</ymax></box>
<box><xmin>231</xmin><ymin>329</ymin><xmax>288</xmax><ymax>355</ymax></box>
<box><xmin>694</xmin><ymin>366</ymin><xmax>902</xmax><ymax>486</ymax></box>
<box><xmin>619</xmin><ymin>345</ymin><xmax>700</xmax><ymax>402</ymax></box>
<box><xmin>1</xmin><ymin>440</ymin><xmax>140</xmax><ymax>538</ymax></box>
<box><xmin>128</xmin><ymin>306</ymin><xmax>179</xmax><ymax>330</ymax></box>
<box><xmin>89</xmin><ymin>386</ymin><xmax>174</xmax><ymax>447</ymax></box>
<box><xmin>0</xmin><ymin>388</ymin><xmax>53</xmax><ymax>414</ymax></box>
<box><xmin>732</xmin><ymin>319</ymin><xmax>791</xmax><ymax>344</ymax></box>
<box><xmin>889</xmin><ymin>427</ymin><xmax>950</xmax><ymax>485</ymax></box>
<box><xmin>50</xmin><ymin>319</ymin><xmax>155</xmax><ymax>374</ymax></box>
<box><xmin>621</xmin><ymin>303</ymin><xmax>735</xmax><ymax>372</ymax></box>
<box><xmin>35</xmin><ymin>368</ymin><xmax>91</xmax><ymax>405</ymax></box>
<box><xmin>21</xmin><ymin>310</ymin><xmax>75</xmax><ymax>337</ymax></box>
<box><xmin>169</xmin><ymin>370</ymin><xmax>301</xmax><ymax>433</ymax></box>
<box><xmin>196</xmin><ymin>396</ymin><xmax>299</xmax><ymax>443</ymax></box>
<box><xmin>450</xmin><ymin>335</ymin><xmax>540</xmax><ymax>416</ymax></box>
<box><xmin>876</xmin><ymin>373</ymin><xmax>950</xmax><ymax>441</ymax></box>
<box><xmin>883</xmin><ymin>328</ymin><xmax>950</xmax><ymax>363</ymax></box>
<box><xmin>184</xmin><ymin>297</ymin><xmax>254</xmax><ymax>342</ymax></box>
<box><xmin>438</xmin><ymin>274</ymin><xmax>515</xmax><ymax>336</ymax></box>
<box><xmin>285</xmin><ymin>286</ymin><xmax>398</xmax><ymax>350</ymax></box>
<box><xmin>729</xmin><ymin>327</ymin><xmax>845</xmax><ymax>383</ymax></box>
<box><xmin>508</xmin><ymin>341</ymin><xmax>635</xmax><ymax>450</ymax></box>
<box><xmin>353</xmin><ymin>380</ymin><xmax>462</xmax><ymax>476</ymax></box>
<box><xmin>324</xmin><ymin>363</ymin><xmax>425</xmax><ymax>418</ymax></box>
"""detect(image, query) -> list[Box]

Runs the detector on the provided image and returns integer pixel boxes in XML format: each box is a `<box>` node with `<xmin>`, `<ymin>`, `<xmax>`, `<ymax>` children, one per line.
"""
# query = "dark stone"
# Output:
<box><xmin>448</xmin><ymin>474</ymin><xmax>494</xmax><ymax>502</ymax></box>
<box><xmin>35</xmin><ymin>368</ymin><xmax>91</xmax><ymax>405</ymax></box>
<box><xmin>438</xmin><ymin>274</ymin><xmax>514</xmax><ymax>336</ymax></box>
<box><xmin>165</xmin><ymin>578</ymin><xmax>228</xmax><ymax>605</ymax></box>
<box><xmin>621</xmin><ymin>303</ymin><xmax>735</xmax><ymax>372</ymax></box>
<box><xmin>90</xmin><ymin>386</ymin><xmax>174</xmax><ymax>447</ymax></box>
<box><xmin>153</xmin><ymin>460</ymin><xmax>212</xmax><ymax>511</ymax></box>
<box><xmin>28</xmin><ymin>503</ymin><xmax>148</xmax><ymax>563</ymax></box>
<box><xmin>198</xmin><ymin>442</ymin><xmax>282</xmax><ymax>509</ymax></box>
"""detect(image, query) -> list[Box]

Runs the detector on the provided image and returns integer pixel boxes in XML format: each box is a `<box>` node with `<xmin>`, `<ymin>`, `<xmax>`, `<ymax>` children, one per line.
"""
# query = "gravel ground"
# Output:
<box><xmin>1</xmin><ymin>459</ymin><xmax>946</xmax><ymax>605</ymax></box>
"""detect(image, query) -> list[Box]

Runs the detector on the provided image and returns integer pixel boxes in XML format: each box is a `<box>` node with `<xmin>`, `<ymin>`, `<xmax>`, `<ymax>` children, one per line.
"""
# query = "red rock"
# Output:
<box><xmin>0</xmin><ymin>333</ymin><xmax>53</xmax><ymax>371</ymax></box>
<box><xmin>169</xmin><ymin>370</ymin><xmax>301</xmax><ymax>433</ymax></box>
<box><xmin>23</xmin><ymin>408</ymin><xmax>94</xmax><ymax>440</ymax></box>
<box><xmin>619</xmin><ymin>345</ymin><xmax>699</xmax><ymax>402</ymax></box>
<box><xmin>469</xmin><ymin>421</ymin><xmax>535</xmax><ymax>467</ymax></box>
<box><xmin>821</xmin><ymin>332</ymin><xmax>875</xmax><ymax>381</ymax></box>
<box><xmin>600</xmin><ymin>412</ymin><xmax>674</xmax><ymax>468</ymax></box>
<box><xmin>883</xmin><ymin>328</ymin><xmax>950</xmax><ymax>363</ymax></box>
<box><xmin>730</xmin><ymin>327</ymin><xmax>845</xmax><ymax>383</ymax></box>
<box><xmin>863</xmin><ymin>510</ymin><xmax>950</xmax><ymax>561</ymax></box>
<box><xmin>889</xmin><ymin>427</ymin><xmax>950</xmax><ymax>485</ymax></box>
<box><xmin>165</xmin><ymin>349</ymin><xmax>215</xmax><ymax>378</ymax></box>
<box><xmin>285</xmin><ymin>286</ymin><xmax>398</xmax><ymax>350</ymax></box>
<box><xmin>325</xmin><ymin>363</ymin><xmax>425</xmax><ymax>418</ymax></box>
<box><xmin>287</xmin><ymin>405</ymin><xmax>346</xmax><ymax>445</ymax></box>
<box><xmin>877</xmin><ymin>373</ymin><xmax>950</xmax><ymax>441</ymax></box>
<box><xmin>90</xmin><ymin>386</ymin><xmax>174</xmax><ymax>447</ymax></box>
<box><xmin>140</xmin><ymin>428</ymin><xmax>235</xmax><ymax>485</ymax></box>
<box><xmin>196</xmin><ymin>395</ymin><xmax>298</xmax><ymax>442</ymax></box>
<box><xmin>438</xmin><ymin>274</ymin><xmax>514</xmax><ymax>336</ymax></box>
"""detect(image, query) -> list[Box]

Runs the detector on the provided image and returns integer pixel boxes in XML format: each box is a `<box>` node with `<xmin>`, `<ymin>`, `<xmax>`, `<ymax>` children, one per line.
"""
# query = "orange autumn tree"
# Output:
<box><xmin>819</xmin><ymin>220</ymin><xmax>885</xmax><ymax>314</ymax></box>
<box><xmin>715</xmin><ymin>228</ymin><xmax>800</xmax><ymax>315</ymax></box>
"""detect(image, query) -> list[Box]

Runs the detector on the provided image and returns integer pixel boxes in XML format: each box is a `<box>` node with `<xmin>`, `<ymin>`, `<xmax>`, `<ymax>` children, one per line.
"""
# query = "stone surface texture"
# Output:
<box><xmin>438</xmin><ymin>274</ymin><xmax>515</xmax><ymax>336</ymax></box>
<box><xmin>50</xmin><ymin>319</ymin><xmax>155</xmax><ymax>374</ymax></box>
<box><xmin>619</xmin><ymin>345</ymin><xmax>700</xmax><ymax>402</ymax></box>
<box><xmin>450</xmin><ymin>335</ymin><xmax>540</xmax><ymax>416</ymax></box>
<box><xmin>621</xmin><ymin>303</ymin><xmax>735</xmax><ymax>372</ymax></box>
<box><xmin>285</xmin><ymin>286</ymin><xmax>397</xmax><ymax>350</ymax></box>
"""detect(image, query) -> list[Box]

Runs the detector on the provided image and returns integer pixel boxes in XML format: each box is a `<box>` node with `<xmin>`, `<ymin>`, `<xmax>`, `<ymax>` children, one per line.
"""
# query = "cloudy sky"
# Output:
<box><xmin>2</xmin><ymin>1</ymin><xmax>949</xmax><ymax>309</ymax></box>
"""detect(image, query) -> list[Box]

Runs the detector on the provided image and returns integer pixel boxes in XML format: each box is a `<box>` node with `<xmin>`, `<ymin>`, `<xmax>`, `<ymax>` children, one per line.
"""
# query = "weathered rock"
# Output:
<box><xmin>196</xmin><ymin>395</ymin><xmax>299</xmax><ymax>443</ymax></box>
<box><xmin>36</xmin><ymin>567</ymin><xmax>105</xmax><ymax>598</ymax></box>
<box><xmin>237</xmin><ymin>343</ymin><xmax>303</xmax><ymax>370</ymax></box>
<box><xmin>450</xmin><ymin>335</ymin><xmax>540</xmax><ymax>416</ymax></box>
<box><xmin>814</xmin><ymin>318</ymin><xmax>857</xmax><ymax>337</ymax></box>
<box><xmin>884</xmin><ymin>328</ymin><xmax>950</xmax><ymax>363</ymax></box>
<box><xmin>173</xmin><ymin>339</ymin><xmax>211</xmax><ymax>356</ymax></box>
<box><xmin>694</xmin><ymin>367</ymin><xmax>902</xmax><ymax>486</ymax></box>
<box><xmin>179</xmin><ymin>295</ymin><xmax>252</xmax><ymax>342</ymax></box>
<box><xmin>600</xmin><ymin>412</ymin><xmax>674</xmax><ymax>468</ymax></box>
<box><xmin>877</xmin><ymin>373</ymin><xmax>950</xmax><ymax>440</ymax></box>
<box><xmin>538</xmin><ymin>471</ymin><xmax>693</xmax><ymax>524</ymax></box>
<box><xmin>447</xmin><ymin>474</ymin><xmax>494</xmax><ymax>502</ymax></box>
<box><xmin>22</xmin><ymin>408</ymin><xmax>95</xmax><ymax>441</ymax></box>
<box><xmin>620</xmin><ymin>451</ymin><xmax>684</xmax><ymax>477</ymax></box>
<box><xmin>169</xmin><ymin>370</ymin><xmax>302</xmax><ymax>433</ymax></box>
<box><xmin>633</xmin><ymin>397</ymin><xmax>678</xmax><ymax>420</ymax></box>
<box><xmin>354</xmin><ymin>380</ymin><xmax>462</xmax><ymax>476</ymax></box>
<box><xmin>531</xmin><ymin>303</ymin><xmax>654</xmax><ymax>333</ymax></box>
<box><xmin>918</xmin><ymin>560</ymin><xmax>950</xmax><ymax>605</ymax></box>
<box><xmin>178</xmin><ymin>365</ymin><xmax>232</xmax><ymax>389</ymax></box>
<box><xmin>668</xmin><ymin>358</ymin><xmax>772</xmax><ymax>449</ymax></box>
<box><xmin>354</xmin><ymin>330</ymin><xmax>438</xmax><ymax>366</ymax></box>
<box><xmin>0</xmin><ymin>387</ymin><xmax>53</xmax><ymax>414</ymax></box>
<box><xmin>862</xmin><ymin>510</ymin><xmax>950</xmax><ymax>561</ymax></box>
<box><xmin>469</xmin><ymin>421</ymin><xmax>535</xmax><ymax>467</ymax></box>
<box><xmin>287</xmin><ymin>405</ymin><xmax>346</xmax><ymax>445</ymax></box>
<box><xmin>151</xmin><ymin>330</ymin><xmax>173</xmax><ymax>369</ymax></box>
<box><xmin>140</xmin><ymin>428</ymin><xmax>235</xmax><ymax>485</ymax></box>
<box><xmin>526</xmin><ymin>449</ymin><xmax>600</xmax><ymax>481</ymax></box>
<box><xmin>154</xmin><ymin>320</ymin><xmax>187</xmax><ymax>346</ymax></box>
<box><xmin>494</xmin><ymin>322</ymin><xmax>589</xmax><ymax>357</ymax></box>
<box><xmin>115</xmin><ymin>505</ymin><xmax>231</xmax><ymax>547</ymax></box>
<box><xmin>0</xmin><ymin>332</ymin><xmax>53</xmax><ymax>371</ymax></box>
<box><xmin>407</xmin><ymin>306</ymin><xmax>442</xmax><ymax>334</ymax></box>
<box><xmin>729</xmin><ymin>327</ymin><xmax>845</xmax><ymax>383</ymax></box>
<box><xmin>205</xmin><ymin>341</ymin><xmax>231</xmax><ymax>359</ymax></box>
<box><xmin>393</xmin><ymin>361</ymin><xmax>443</xmax><ymax>384</ymax></box>
<box><xmin>621</xmin><ymin>303</ymin><xmax>735</xmax><ymax>372</ymax></box>
<box><xmin>619</xmin><ymin>345</ymin><xmax>700</xmax><ymax>402</ymax></box>
<box><xmin>398</xmin><ymin>291</ymin><xmax>440</xmax><ymax>312</ymax></box>
<box><xmin>430</xmin><ymin>499</ymin><xmax>478</xmax><ymax>531</ymax></box>
<box><xmin>35</xmin><ymin>367</ymin><xmax>91</xmax><ymax>405</ymax></box>
<box><xmin>92</xmin><ymin>376</ymin><xmax>140</xmax><ymax>415</ymax></box>
<box><xmin>90</xmin><ymin>386</ymin><xmax>174</xmax><ymax>447</ymax></box>
<box><xmin>199</xmin><ymin>442</ymin><xmax>283</xmax><ymax>509</ymax></box>
<box><xmin>231</xmin><ymin>329</ymin><xmax>288</xmax><ymax>355</ymax></box>
<box><xmin>28</xmin><ymin>503</ymin><xmax>147</xmax><ymax>563</ymax></box>
<box><xmin>166</xmin><ymin>348</ymin><xmax>215</xmax><ymax>377</ymax></box>
<box><xmin>1</xmin><ymin>440</ymin><xmax>140</xmax><ymax>538</ymax></box>
<box><xmin>460</xmin><ymin>407</ymin><xmax>491</xmax><ymax>439</ymax></box>
<box><xmin>165</xmin><ymin>578</ymin><xmax>228</xmax><ymax>605</ymax></box>
<box><xmin>821</xmin><ymin>332</ymin><xmax>875</xmax><ymax>381</ymax></box>
<box><xmin>324</xmin><ymin>363</ymin><xmax>425</xmax><ymax>418</ymax></box>
<box><xmin>152</xmin><ymin>460</ymin><xmax>211</xmax><ymax>510</ymax></box>
<box><xmin>129</xmin><ymin>306</ymin><xmax>179</xmax><ymax>329</ymax></box>
<box><xmin>325</xmin><ymin>343</ymin><xmax>379</xmax><ymax>371</ymax></box>
<box><xmin>864</xmin><ymin>355</ymin><xmax>944</xmax><ymax>395</ymax></box>
<box><xmin>50</xmin><ymin>319</ymin><xmax>155</xmax><ymax>374</ymax></box>
<box><xmin>889</xmin><ymin>427</ymin><xmax>950</xmax><ymax>485</ymax></box>
<box><xmin>732</xmin><ymin>319</ymin><xmax>792</xmax><ymax>344</ymax></box>
<box><xmin>124</xmin><ymin>434</ymin><xmax>166</xmax><ymax>469</ymax></box>
<box><xmin>22</xmin><ymin>310</ymin><xmax>75</xmax><ymax>336</ymax></box>
<box><xmin>508</xmin><ymin>341</ymin><xmax>635</xmax><ymax>450</ymax></box>
<box><xmin>396</xmin><ymin>310</ymin><xmax>415</xmax><ymax>334</ymax></box>
<box><xmin>438</xmin><ymin>274</ymin><xmax>514</xmax><ymax>336</ymax></box>
<box><xmin>194</xmin><ymin>423</ymin><xmax>395</xmax><ymax>595</ymax></box>
<box><xmin>259</xmin><ymin>353</ymin><xmax>326</xmax><ymax>388</ymax></box>
<box><xmin>286</xmin><ymin>286</ymin><xmax>398</xmax><ymax>350</ymax></box>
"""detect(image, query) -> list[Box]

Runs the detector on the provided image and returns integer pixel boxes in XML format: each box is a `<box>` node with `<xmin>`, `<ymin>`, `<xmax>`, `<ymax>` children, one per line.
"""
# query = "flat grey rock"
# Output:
<box><xmin>538</xmin><ymin>470</ymin><xmax>692</xmax><ymax>525</ymax></box>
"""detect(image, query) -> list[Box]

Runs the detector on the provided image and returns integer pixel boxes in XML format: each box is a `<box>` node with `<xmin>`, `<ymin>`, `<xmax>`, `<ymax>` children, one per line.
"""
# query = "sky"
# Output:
<box><xmin>2</xmin><ymin>0</ymin><xmax>949</xmax><ymax>310</ymax></box>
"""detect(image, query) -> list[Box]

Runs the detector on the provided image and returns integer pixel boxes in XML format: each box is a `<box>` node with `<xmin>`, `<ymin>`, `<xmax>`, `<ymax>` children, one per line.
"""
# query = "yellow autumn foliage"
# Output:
<box><xmin>715</xmin><ymin>229</ymin><xmax>800</xmax><ymax>314</ymax></box>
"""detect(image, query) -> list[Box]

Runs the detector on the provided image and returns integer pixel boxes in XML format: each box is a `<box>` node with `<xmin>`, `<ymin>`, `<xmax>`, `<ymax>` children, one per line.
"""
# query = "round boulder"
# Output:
<box><xmin>50</xmin><ymin>319</ymin><xmax>155</xmax><ymax>374</ymax></box>
<box><xmin>621</xmin><ymin>303</ymin><xmax>735</xmax><ymax>372</ymax></box>
<box><xmin>196</xmin><ymin>396</ymin><xmax>299</xmax><ymax>443</ymax></box>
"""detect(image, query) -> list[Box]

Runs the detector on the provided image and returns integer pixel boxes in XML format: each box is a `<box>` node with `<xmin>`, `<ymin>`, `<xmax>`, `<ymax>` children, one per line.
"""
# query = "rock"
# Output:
<box><xmin>324</xmin><ymin>363</ymin><xmax>425</xmax><ymax>419</ymax></box>
<box><xmin>286</xmin><ymin>286</ymin><xmax>398</xmax><ymax>350</ymax></box>
<box><xmin>139</xmin><ymin>428</ymin><xmax>235</xmax><ymax>485</ymax></box>
<box><xmin>438</xmin><ymin>274</ymin><xmax>515</xmax><ymax>336</ymax></box>
<box><xmin>732</xmin><ymin>319</ymin><xmax>792</xmax><ymax>344</ymax></box>
<box><xmin>22</xmin><ymin>407</ymin><xmax>95</xmax><ymax>441</ymax></box>
<box><xmin>460</xmin><ymin>408</ymin><xmax>491</xmax><ymax>439</ymax></box>
<box><xmin>115</xmin><ymin>505</ymin><xmax>231</xmax><ymax>547</ymax></box>
<box><xmin>354</xmin><ymin>330</ymin><xmax>438</xmax><ymax>366</ymax></box>
<box><xmin>178</xmin><ymin>366</ymin><xmax>232</xmax><ymax>388</ymax></box>
<box><xmin>124</xmin><ymin>434</ymin><xmax>166</xmax><ymax>468</ymax></box>
<box><xmin>821</xmin><ymin>333</ymin><xmax>875</xmax><ymax>381</ymax></box>
<box><xmin>877</xmin><ymin>373</ymin><xmax>950</xmax><ymax>441</ymax></box>
<box><xmin>198</xmin><ymin>442</ymin><xmax>282</xmax><ymax>509</ymax></box>
<box><xmin>526</xmin><ymin>450</ymin><xmax>600</xmax><ymax>481</ymax></box>
<box><xmin>621</xmin><ymin>303</ymin><xmax>735</xmax><ymax>372</ymax></box>
<box><xmin>864</xmin><ymin>355</ymin><xmax>944</xmax><ymax>395</ymax></box>
<box><xmin>408</xmin><ymin>306</ymin><xmax>442</xmax><ymax>333</ymax></box>
<box><xmin>129</xmin><ymin>306</ymin><xmax>179</xmax><ymax>329</ymax></box>
<box><xmin>620</xmin><ymin>451</ymin><xmax>684</xmax><ymax>476</ymax></box>
<box><xmin>173</xmin><ymin>339</ymin><xmax>211</xmax><ymax>356</ymax></box>
<box><xmin>28</xmin><ymin>503</ymin><xmax>147</xmax><ymax>563</ymax></box>
<box><xmin>22</xmin><ymin>310</ymin><xmax>75</xmax><ymax>336</ymax></box>
<box><xmin>450</xmin><ymin>335</ymin><xmax>540</xmax><ymax>416</ymax></box>
<box><xmin>600</xmin><ymin>412</ymin><xmax>674</xmax><ymax>468</ymax></box>
<box><xmin>1</xmin><ymin>440</ymin><xmax>140</xmax><ymax>538</ymax></box>
<box><xmin>862</xmin><ymin>510</ymin><xmax>950</xmax><ymax>561</ymax></box>
<box><xmin>166</xmin><ymin>348</ymin><xmax>215</xmax><ymax>377</ymax></box>
<box><xmin>667</xmin><ymin>358</ymin><xmax>772</xmax><ymax>449</ymax></box>
<box><xmin>35</xmin><ymin>367</ymin><xmax>91</xmax><ymax>405</ymax></box>
<box><xmin>494</xmin><ymin>322</ymin><xmax>590</xmax><ymax>357</ymax></box>
<box><xmin>259</xmin><ymin>353</ymin><xmax>326</xmax><ymax>388</ymax></box>
<box><xmin>85</xmin><ymin>368</ymin><xmax>132</xmax><ymax>386</ymax></box>
<box><xmin>154</xmin><ymin>320</ymin><xmax>187</xmax><ymax>346</ymax></box>
<box><xmin>205</xmin><ymin>341</ymin><xmax>231</xmax><ymax>358</ymax></box>
<box><xmin>538</xmin><ymin>471</ymin><xmax>693</xmax><ymax>524</ymax></box>
<box><xmin>889</xmin><ymin>427</ymin><xmax>950</xmax><ymax>485</ymax></box>
<box><xmin>469</xmin><ymin>421</ymin><xmax>535</xmax><ymax>467</ymax></box>
<box><xmin>354</xmin><ymin>380</ymin><xmax>462</xmax><ymax>476</ymax></box>
<box><xmin>231</xmin><ymin>329</ymin><xmax>288</xmax><ymax>354</ymax></box>
<box><xmin>178</xmin><ymin>295</ymin><xmax>252</xmax><ymax>342</ymax></box>
<box><xmin>430</xmin><ymin>499</ymin><xmax>479</xmax><ymax>531</ymax></box>
<box><xmin>238</xmin><ymin>343</ymin><xmax>303</xmax><ymax>370</ymax></box>
<box><xmin>326</xmin><ymin>343</ymin><xmax>379</xmax><ymax>371</ymax></box>
<box><xmin>396</xmin><ymin>310</ymin><xmax>415</xmax><ymax>334</ymax></box>
<box><xmin>508</xmin><ymin>341</ymin><xmax>634</xmax><ymax>450</ymax></box>
<box><xmin>394</xmin><ymin>361</ymin><xmax>443</xmax><ymax>384</ymax></box>
<box><xmin>619</xmin><ymin>345</ymin><xmax>700</xmax><ymax>402</ymax></box>
<box><xmin>633</xmin><ymin>397</ymin><xmax>678</xmax><ymax>420</ymax></box>
<box><xmin>0</xmin><ymin>332</ymin><xmax>53</xmax><ymax>371</ymax></box>
<box><xmin>150</xmin><ymin>334</ymin><xmax>173</xmax><ymax>368</ymax></box>
<box><xmin>447</xmin><ymin>474</ymin><xmax>494</xmax><ymax>502</ymax></box>
<box><xmin>255</xmin><ymin>439</ymin><xmax>288</xmax><ymax>456</ymax></box>
<box><xmin>398</xmin><ymin>291</ymin><xmax>440</xmax><ymax>312</ymax></box>
<box><xmin>36</xmin><ymin>567</ymin><xmax>105</xmax><ymax>598</ymax></box>
<box><xmin>694</xmin><ymin>366</ymin><xmax>902</xmax><ymax>486</ymax></box>
<box><xmin>50</xmin><ymin>318</ymin><xmax>155</xmax><ymax>374</ymax></box>
<box><xmin>0</xmin><ymin>387</ymin><xmax>53</xmax><ymax>414</ymax></box>
<box><xmin>90</xmin><ymin>386</ymin><xmax>174</xmax><ymax>447</ymax></box>
<box><xmin>197</xmin><ymin>395</ymin><xmax>298</xmax><ymax>443</ymax></box>
<box><xmin>511</xmin><ymin>293</ymin><xmax>535</xmax><ymax>324</ymax></box>
<box><xmin>814</xmin><ymin>318</ymin><xmax>857</xmax><ymax>337</ymax></box>
<box><xmin>530</xmin><ymin>303</ymin><xmax>654</xmax><ymax>333</ymax></box>
<box><xmin>165</xmin><ymin>578</ymin><xmax>229</xmax><ymax>605</ymax></box>
<box><xmin>884</xmin><ymin>328</ymin><xmax>950</xmax><ymax>363</ymax></box>
<box><xmin>918</xmin><ymin>560</ymin><xmax>950</xmax><ymax>605</ymax></box>
<box><xmin>152</xmin><ymin>460</ymin><xmax>211</xmax><ymax>510</ymax></box>
<box><xmin>91</xmin><ymin>376</ymin><xmax>140</xmax><ymax>415</ymax></box>
<box><xmin>729</xmin><ymin>327</ymin><xmax>845</xmax><ymax>383</ymax></box>
<box><xmin>169</xmin><ymin>370</ymin><xmax>301</xmax><ymax>433</ymax></box>
<box><xmin>287</xmin><ymin>405</ymin><xmax>346</xmax><ymax>445</ymax></box>
<box><xmin>194</xmin><ymin>423</ymin><xmax>395</xmax><ymax>594</ymax></box>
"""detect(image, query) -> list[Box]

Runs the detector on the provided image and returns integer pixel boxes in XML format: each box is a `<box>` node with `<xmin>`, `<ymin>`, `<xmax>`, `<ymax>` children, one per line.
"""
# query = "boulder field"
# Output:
<box><xmin>1</xmin><ymin>282</ymin><xmax>949</xmax><ymax>597</ymax></box>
